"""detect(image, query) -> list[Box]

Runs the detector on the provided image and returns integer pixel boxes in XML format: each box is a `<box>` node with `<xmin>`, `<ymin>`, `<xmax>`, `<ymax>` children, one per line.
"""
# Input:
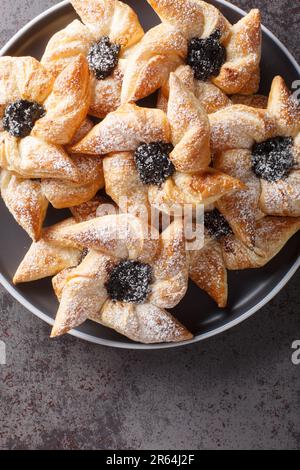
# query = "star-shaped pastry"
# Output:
<box><xmin>190</xmin><ymin>76</ymin><xmax>300</xmax><ymax>306</ymax></box>
<box><xmin>50</xmin><ymin>214</ymin><xmax>193</xmax><ymax>344</ymax></box>
<box><xmin>0</xmin><ymin>54</ymin><xmax>92</xmax><ymax>239</ymax></box>
<box><xmin>121</xmin><ymin>0</ymin><xmax>261</xmax><ymax>103</ymax></box>
<box><xmin>42</xmin><ymin>0</ymin><xmax>144</xmax><ymax>118</ymax></box>
<box><xmin>71</xmin><ymin>73</ymin><xmax>243</xmax><ymax>216</ymax></box>
<box><xmin>209</xmin><ymin>76</ymin><xmax>300</xmax><ymax>248</ymax></box>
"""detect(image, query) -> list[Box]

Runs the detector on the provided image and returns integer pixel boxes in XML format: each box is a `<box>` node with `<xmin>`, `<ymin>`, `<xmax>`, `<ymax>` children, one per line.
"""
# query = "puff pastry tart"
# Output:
<box><xmin>189</xmin><ymin>210</ymin><xmax>300</xmax><ymax>307</ymax></box>
<box><xmin>0</xmin><ymin>55</ymin><xmax>90</xmax><ymax>184</ymax></box>
<box><xmin>72</xmin><ymin>73</ymin><xmax>243</xmax><ymax>215</ymax></box>
<box><xmin>121</xmin><ymin>0</ymin><xmax>261</xmax><ymax>104</ymax></box>
<box><xmin>0</xmin><ymin>56</ymin><xmax>94</xmax><ymax>241</ymax></box>
<box><xmin>42</xmin><ymin>0</ymin><xmax>144</xmax><ymax>118</ymax></box>
<box><xmin>210</xmin><ymin>77</ymin><xmax>300</xmax><ymax>250</ymax></box>
<box><xmin>50</xmin><ymin>214</ymin><xmax>192</xmax><ymax>344</ymax></box>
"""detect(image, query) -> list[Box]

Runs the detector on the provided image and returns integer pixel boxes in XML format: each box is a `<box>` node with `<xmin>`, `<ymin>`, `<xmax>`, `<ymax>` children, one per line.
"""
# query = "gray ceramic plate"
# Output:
<box><xmin>0</xmin><ymin>0</ymin><xmax>299</xmax><ymax>349</ymax></box>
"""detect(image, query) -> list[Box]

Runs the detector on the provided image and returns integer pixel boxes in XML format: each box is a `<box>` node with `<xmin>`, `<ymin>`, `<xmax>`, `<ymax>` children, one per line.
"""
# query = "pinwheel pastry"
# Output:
<box><xmin>49</xmin><ymin>214</ymin><xmax>193</xmax><ymax>344</ymax></box>
<box><xmin>121</xmin><ymin>0</ymin><xmax>261</xmax><ymax>104</ymax></box>
<box><xmin>0</xmin><ymin>55</ymin><xmax>92</xmax><ymax>239</ymax></box>
<box><xmin>190</xmin><ymin>76</ymin><xmax>300</xmax><ymax>307</ymax></box>
<box><xmin>42</xmin><ymin>0</ymin><xmax>144</xmax><ymax>118</ymax></box>
<box><xmin>71</xmin><ymin>73</ymin><xmax>243</xmax><ymax>216</ymax></box>
<box><xmin>209</xmin><ymin>76</ymin><xmax>300</xmax><ymax>250</ymax></box>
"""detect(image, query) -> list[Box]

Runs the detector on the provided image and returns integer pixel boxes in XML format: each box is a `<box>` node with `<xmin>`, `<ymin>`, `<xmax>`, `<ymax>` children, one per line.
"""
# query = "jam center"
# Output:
<box><xmin>204</xmin><ymin>209</ymin><xmax>233</xmax><ymax>240</ymax></box>
<box><xmin>3</xmin><ymin>100</ymin><xmax>46</xmax><ymax>138</ymax></box>
<box><xmin>251</xmin><ymin>137</ymin><xmax>294</xmax><ymax>182</ymax></box>
<box><xmin>105</xmin><ymin>260</ymin><xmax>153</xmax><ymax>304</ymax></box>
<box><xmin>134</xmin><ymin>141</ymin><xmax>175</xmax><ymax>186</ymax></box>
<box><xmin>87</xmin><ymin>36</ymin><xmax>120</xmax><ymax>80</ymax></box>
<box><xmin>187</xmin><ymin>30</ymin><xmax>226</xmax><ymax>81</ymax></box>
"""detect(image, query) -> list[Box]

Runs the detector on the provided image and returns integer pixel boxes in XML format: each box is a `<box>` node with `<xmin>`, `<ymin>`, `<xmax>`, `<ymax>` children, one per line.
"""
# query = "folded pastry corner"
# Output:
<box><xmin>13</xmin><ymin>219</ymin><xmax>82</xmax><ymax>284</ymax></box>
<box><xmin>0</xmin><ymin>170</ymin><xmax>48</xmax><ymax>241</ymax></box>
<box><xmin>41</xmin><ymin>0</ymin><xmax>144</xmax><ymax>118</ymax></box>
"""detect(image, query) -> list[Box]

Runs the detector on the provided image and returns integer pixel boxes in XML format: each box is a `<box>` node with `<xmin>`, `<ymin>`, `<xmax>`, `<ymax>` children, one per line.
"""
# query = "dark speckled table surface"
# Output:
<box><xmin>0</xmin><ymin>0</ymin><xmax>299</xmax><ymax>451</ymax></box>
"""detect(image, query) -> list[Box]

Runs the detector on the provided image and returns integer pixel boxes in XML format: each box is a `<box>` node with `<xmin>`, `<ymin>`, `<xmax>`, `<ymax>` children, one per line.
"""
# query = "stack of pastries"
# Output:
<box><xmin>0</xmin><ymin>0</ymin><xmax>299</xmax><ymax>344</ymax></box>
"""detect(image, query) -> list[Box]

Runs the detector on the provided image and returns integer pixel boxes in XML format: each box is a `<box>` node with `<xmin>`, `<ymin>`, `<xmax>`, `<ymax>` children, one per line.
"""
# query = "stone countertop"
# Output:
<box><xmin>0</xmin><ymin>0</ymin><xmax>299</xmax><ymax>450</ymax></box>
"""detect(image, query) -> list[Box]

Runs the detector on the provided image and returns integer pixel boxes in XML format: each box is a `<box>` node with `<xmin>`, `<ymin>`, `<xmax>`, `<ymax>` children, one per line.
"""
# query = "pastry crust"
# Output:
<box><xmin>167</xmin><ymin>73</ymin><xmax>211</xmax><ymax>172</ymax></box>
<box><xmin>98</xmin><ymin>300</ymin><xmax>192</xmax><ymax>344</ymax></box>
<box><xmin>0</xmin><ymin>132</ymin><xmax>79</xmax><ymax>182</ymax></box>
<box><xmin>190</xmin><ymin>75</ymin><xmax>300</xmax><ymax>304</ymax></box>
<box><xmin>32</xmin><ymin>55</ymin><xmax>91</xmax><ymax>145</ymax></box>
<box><xmin>0</xmin><ymin>56</ymin><xmax>54</xmax><ymax>121</ymax></box>
<box><xmin>122</xmin><ymin>1</ymin><xmax>261</xmax><ymax>103</ymax></box>
<box><xmin>41</xmin><ymin>155</ymin><xmax>104</xmax><ymax>209</ymax></box>
<box><xmin>148</xmin><ymin>220</ymin><xmax>189</xmax><ymax>309</ymax></box>
<box><xmin>222</xmin><ymin>217</ymin><xmax>300</xmax><ymax>270</ymax></box>
<box><xmin>189</xmin><ymin>215</ymin><xmax>300</xmax><ymax>306</ymax></box>
<box><xmin>41</xmin><ymin>20</ymin><xmax>93</xmax><ymax>78</ymax></box>
<box><xmin>0</xmin><ymin>170</ymin><xmax>48</xmax><ymax>241</ymax></box>
<box><xmin>58</xmin><ymin>213</ymin><xmax>160</xmax><ymax>264</ymax></box>
<box><xmin>267</xmin><ymin>76</ymin><xmax>300</xmax><ymax>137</ymax></box>
<box><xmin>13</xmin><ymin>219</ymin><xmax>82</xmax><ymax>284</ymax></box>
<box><xmin>147</xmin><ymin>0</ymin><xmax>231</xmax><ymax>40</ymax></box>
<box><xmin>158</xmin><ymin>65</ymin><xmax>231</xmax><ymax>114</ymax></box>
<box><xmin>51</xmin><ymin>250</ymin><xmax>112</xmax><ymax>337</ymax></box>
<box><xmin>50</xmin><ymin>216</ymin><xmax>192</xmax><ymax>343</ymax></box>
<box><xmin>260</xmin><ymin>172</ymin><xmax>300</xmax><ymax>217</ymax></box>
<box><xmin>149</xmin><ymin>168</ymin><xmax>244</xmax><ymax>209</ymax></box>
<box><xmin>121</xmin><ymin>23</ymin><xmax>187</xmax><ymax>104</ymax></box>
<box><xmin>75</xmin><ymin>74</ymin><xmax>242</xmax><ymax>215</ymax></box>
<box><xmin>41</xmin><ymin>1</ymin><xmax>144</xmax><ymax>118</ymax></box>
<box><xmin>0</xmin><ymin>55</ymin><xmax>92</xmax><ymax>238</ymax></box>
<box><xmin>13</xmin><ymin>197</ymin><xmax>110</xmax><ymax>284</ymax></box>
<box><xmin>231</xmin><ymin>94</ymin><xmax>268</xmax><ymax>109</ymax></box>
<box><xmin>209</xmin><ymin>104</ymin><xmax>275</xmax><ymax>151</ymax></box>
<box><xmin>189</xmin><ymin>237</ymin><xmax>227</xmax><ymax>308</ymax></box>
<box><xmin>209</xmin><ymin>76</ymin><xmax>300</xmax><ymax>218</ymax></box>
<box><xmin>212</xmin><ymin>9</ymin><xmax>261</xmax><ymax>95</ymax></box>
<box><xmin>69</xmin><ymin>195</ymin><xmax>111</xmax><ymax>222</ymax></box>
<box><xmin>71</xmin><ymin>103</ymin><xmax>171</xmax><ymax>155</ymax></box>
<box><xmin>89</xmin><ymin>67</ymin><xmax>123</xmax><ymax>118</ymax></box>
<box><xmin>214</xmin><ymin>149</ymin><xmax>262</xmax><ymax>248</ymax></box>
<box><xmin>71</xmin><ymin>0</ymin><xmax>144</xmax><ymax>47</ymax></box>
<box><xmin>103</xmin><ymin>152</ymin><xmax>150</xmax><ymax>216</ymax></box>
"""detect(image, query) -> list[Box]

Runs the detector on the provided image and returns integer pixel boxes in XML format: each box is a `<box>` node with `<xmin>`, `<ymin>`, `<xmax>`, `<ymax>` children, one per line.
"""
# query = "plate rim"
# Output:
<box><xmin>0</xmin><ymin>0</ymin><xmax>299</xmax><ymax>350</ymax></box>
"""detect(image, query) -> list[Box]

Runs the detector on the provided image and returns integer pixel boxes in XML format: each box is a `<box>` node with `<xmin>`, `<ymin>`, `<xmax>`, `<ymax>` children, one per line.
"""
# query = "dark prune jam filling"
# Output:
<box><xmin>187</xmin><ymin>30</ymin><xmax>226</xmax><ymax>81</ymax></box>
<box><xmin>3</xmin><ymin>100</ymin><xmax>46</xmax><ymax>138</ymax></box>
<box><xmin>87</xmin><ymin>36</ymin><xmax>121</xmax><ymax>80</ymax></box>
<box><xmin>134</xmin><ymin>141</ymin><xmax>175</xmax><ymax>186</ymax></box>
<box><xmin>204</xmin><ymin>209</ymin><xmax>233</xmax><ymax>240</ymax></box>
<box><xmin>105</xmin><ymin>260</ymin><xmax>153</xmax><ymax>304</ymax></box>
<box><xmin>251</xmin><ymin>137</ymin><xmax>294</xmax><ymax>182</ymax></box>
